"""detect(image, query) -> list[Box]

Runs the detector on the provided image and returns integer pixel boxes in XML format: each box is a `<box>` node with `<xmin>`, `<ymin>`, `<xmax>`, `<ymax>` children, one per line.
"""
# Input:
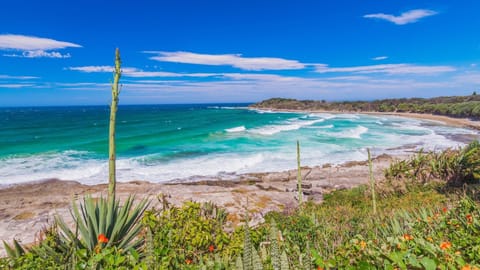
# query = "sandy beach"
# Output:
<box><xmin>0</xmin><ymin>111</ymin><xmax>478</xmax><ymax>255</ymax></box>
<box><xmin>254</xmin><ymin>108</ymin><xmax>480</xmax><ymax>131</ymax></box>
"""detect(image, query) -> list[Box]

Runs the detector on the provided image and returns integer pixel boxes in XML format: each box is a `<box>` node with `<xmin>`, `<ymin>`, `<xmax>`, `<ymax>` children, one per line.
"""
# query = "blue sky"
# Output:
<box><xmin>0</xmin><ymin>0</ymin><xmax>479</xmax><ymax>106</ymax></box>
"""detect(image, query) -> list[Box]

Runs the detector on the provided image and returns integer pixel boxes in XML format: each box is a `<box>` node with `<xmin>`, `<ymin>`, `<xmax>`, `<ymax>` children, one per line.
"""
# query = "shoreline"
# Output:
<box><xmin>0</xmin><ymin>153</ymin><xmax>396</xmax><ymax>255</ymax></box>
<box><xmin>250</xmin><ymin>107</ymin><xmax>480</xmax><ymax>130</ymax></box>
<box><xmin>1</xmin><ymin>110</ymin><xmax>478</xmax><ymax>255</ymax></box>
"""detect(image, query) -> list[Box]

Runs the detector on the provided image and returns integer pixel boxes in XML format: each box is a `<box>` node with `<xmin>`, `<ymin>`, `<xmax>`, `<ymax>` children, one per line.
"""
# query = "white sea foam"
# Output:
<box><xmin>0</xmin><ymin>151</ymin><xmax>105</xmax><ymax>185</ymax></box>
<box><xmin>336</xmin><ymin>114</ymin><xmax>360</xmax><ymax>119</ymax></box>
<box><xmin>225</xmin><ymin>126</ymin><xmax>246</xmax><ymax>133</ymax></box>
<box><xmin>248</xmin><ymin>118</ymin><xmax>325</xmax><ymax>135</ymax></box>
<box><xmin>1</xmin><ymin>113</ymin><xmax>479</xmax><ymax>186</ymax></box>
<box><xmin>317</xmin><ymin>125</ymin><xmax>369</xmax><ymax>139</ymax></box>
<box><xmin>307</xmin><ymin>113</ymin><xmax>336</xmax><ymax>119</ymax></box>
<box><xmin>316</xmin><ymin>124</ymin><xmax>334</xmax><ymax>129</ymax></box>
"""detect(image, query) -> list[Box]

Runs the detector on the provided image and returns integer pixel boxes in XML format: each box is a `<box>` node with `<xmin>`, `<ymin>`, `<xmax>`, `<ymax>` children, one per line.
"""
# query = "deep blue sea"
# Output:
<box><xmin>0</xmin><ymin>104</ymin><xmax>478</xmax><ymax>185</ymax></box>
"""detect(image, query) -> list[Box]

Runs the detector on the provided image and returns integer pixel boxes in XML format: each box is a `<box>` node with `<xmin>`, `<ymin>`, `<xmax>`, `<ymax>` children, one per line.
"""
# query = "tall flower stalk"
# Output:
<box><xmin>297</xmin><ymin>140</ymin><xmax>302</xmax><ymax>204</ymax></box>
<box><xmin>108</xmin><ymin>48</ymin><xmax>121</xmax><ymax>201</ymax></box>
<box><xmin>367</xmin><ymin>148</ymin><xmax>377</xmax><ymax>215</ymax></box>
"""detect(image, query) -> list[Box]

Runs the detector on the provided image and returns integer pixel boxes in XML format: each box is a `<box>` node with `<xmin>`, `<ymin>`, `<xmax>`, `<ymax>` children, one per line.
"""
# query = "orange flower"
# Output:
<box><xmin>462</xmin><ymin>265</ymin><xmax>471</xmax><ymax>270</ymax></box>
<box><xmin>185</xmin><ymin>259</ymin><xmax>192</xmax><ymax>265</ymax></box>
<box><xmin>208</xmin><ymin>245</ymin><xmax>215</xmax><ymax>252</ymax></box>
<box><xmin>317</xmin><ymin>267</ymin><xmax>324</xmax><ymax>270</ymax></box>
<box><xmin>97</xmin><ymin>233</ymin><xmax>108</xmax><ymax>244</ymax></box>
<box><xmin>442</xmin><ymin>207</ymin><xmax>448</xmax><ymax>213</ymax></box>
<box><xmin>440</xmin><ymin>241</ymin><xmax>452</xmax><ymax>250</ymax></box>
<box><xmin>467</xmin><ymin>214</ymin><xmax>473</xmax><ymax>224</ymax></box>
<box><xmin>359</xmin><ymin>240</ymin><xmax>367</xmax><ymax>250</ymax></box>
<box><xmin>403</xmin><ymin>234</ymin><xmax>413</xmax><ymax>241</ymax></box>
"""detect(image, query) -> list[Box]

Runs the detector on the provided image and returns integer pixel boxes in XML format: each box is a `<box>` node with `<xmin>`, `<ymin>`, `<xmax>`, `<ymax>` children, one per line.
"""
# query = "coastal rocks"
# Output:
<box><xmin>0</xmin><ymin>155</ymin><xmax>394</xmax><ymax>256</ymax></box>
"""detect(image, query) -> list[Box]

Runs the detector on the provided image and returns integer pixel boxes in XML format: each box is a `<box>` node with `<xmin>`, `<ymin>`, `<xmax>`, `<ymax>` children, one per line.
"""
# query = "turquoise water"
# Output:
<box><xmin>0</xmin><ymin>104</ymin><xmax>478</xmax><ymax>185</ymax></box>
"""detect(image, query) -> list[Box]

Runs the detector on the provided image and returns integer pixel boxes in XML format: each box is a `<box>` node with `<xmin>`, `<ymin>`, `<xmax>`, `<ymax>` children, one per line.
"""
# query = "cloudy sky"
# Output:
<box><xmin>0</xmin><ymin>0</ymin><xmax>479</xmax><ymax>106</ymax></box>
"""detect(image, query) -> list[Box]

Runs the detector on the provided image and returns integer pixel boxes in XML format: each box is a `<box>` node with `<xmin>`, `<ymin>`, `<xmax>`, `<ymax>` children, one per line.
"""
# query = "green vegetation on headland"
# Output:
<box><xmin>2</xmin><ymin>141</ymin><xmax>480</xmax><ymax>269</ymax></box>
<box><xmin>251</xmin><ymin>94</ymin><xmax>480</xmax><ymax>119</ymax></box>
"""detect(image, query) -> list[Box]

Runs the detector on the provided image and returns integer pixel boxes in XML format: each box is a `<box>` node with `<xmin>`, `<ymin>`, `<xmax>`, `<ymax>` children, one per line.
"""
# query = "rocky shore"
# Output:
<box><xmin>0</xmin><ymin>153</ymin><xmax>395</xmax><ymax>255</ymax></box>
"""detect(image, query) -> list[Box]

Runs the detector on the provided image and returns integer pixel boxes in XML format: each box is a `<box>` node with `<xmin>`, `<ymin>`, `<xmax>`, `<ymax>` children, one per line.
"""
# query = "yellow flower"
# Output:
<box><xmin>359</xmin><ymin>240</ymin><xmax>367</xmax><ymax>250</ymax></box>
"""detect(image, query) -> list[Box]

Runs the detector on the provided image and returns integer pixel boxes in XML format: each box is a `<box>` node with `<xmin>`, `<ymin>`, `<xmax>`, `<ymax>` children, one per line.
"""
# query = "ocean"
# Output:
<box><xmin>0</xmin><ymin>104</ymin><xmax>478</xmax><ymax>185</ymax></box>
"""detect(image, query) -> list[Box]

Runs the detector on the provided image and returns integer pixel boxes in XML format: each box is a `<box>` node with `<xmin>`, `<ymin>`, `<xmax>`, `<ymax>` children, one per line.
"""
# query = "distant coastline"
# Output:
<box><xmin>250</xmin><ymin>95</ymin><xmax>480</xmax><ymax>130</ymax></box>
<box><xmin>250</xmin><ymin>107</ymin><xmax>480</xmax><ymax>131</ymax></box>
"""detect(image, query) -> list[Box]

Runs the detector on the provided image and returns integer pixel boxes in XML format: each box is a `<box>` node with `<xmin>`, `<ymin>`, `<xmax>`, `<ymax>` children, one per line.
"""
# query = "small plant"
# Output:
<box><xmin>367</xmin><ymin>148</ymin><xmax>377</xmax><ymax>215</ymax></box>
<box><xmin>55</xmin><ymin>195</ymin><xmax>149</xmax><ymax>253</ymax></box>
<box><xmin>297</xmin><ymin>140</ymin><xmax>302</xmax><ymax>204</ymax></box>
<box><xmin>3</xmin><ymin>239</ymin><xmax>25</xmax><ymax>259</ymax></box>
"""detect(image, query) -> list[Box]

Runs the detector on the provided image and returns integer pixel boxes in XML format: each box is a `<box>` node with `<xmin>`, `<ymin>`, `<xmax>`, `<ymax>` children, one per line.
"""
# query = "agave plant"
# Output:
<box><xmin>2</xmin><ymin>239</ymin><xmax>25</xmax><ymax>258</ymax></box>
<box><xmin>55</xmin><ymin>195</ymin><xmax>149</xmax><ymax>253</ymax></box>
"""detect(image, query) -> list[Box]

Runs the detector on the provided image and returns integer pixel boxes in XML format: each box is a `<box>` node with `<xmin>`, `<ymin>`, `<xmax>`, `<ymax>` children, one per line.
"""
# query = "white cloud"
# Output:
<box><xmin>454</xmin><ymin>73</ymin><xmax>480</xmax><ymax>84</ymax></box>
<box><xmin>4</xmin><ymin>50</ymin><xmax>71</xmax><ymax>58</ymax></box>
<box><xmin>0</xmin><ymin>74</ymin><xmax>38</xmax><ymax>79</ymax></box>
<box><xmin>0</xmin><ymin>84</ymin><xmax>34</xmax><ymax>88</ymax></box>
<box><xmin>0</xmin><ymin>34</ymin><xmax>80</xmax><ymax>59</ymax></box>
<box><xmin>0</xmin><ymin>34</ymin><xmax>81</xmax><ymax>50</ymax></box>
<box><xmin>52</xmin><ymin>68</ymin><xmax>480</xmax><ymax>103</ymax></box>
<box><xmin>67</xmin><ymin>65</ymin><xmax>303</xmax><ymax>81</ymax></box>
<box><xmin>126</xmin><ymin>71</ymin><xmax>216</xmax><ymax>78</ymax></box>
<box><xmin>146</xmin><ymin>51</ymin><xmax>306</xmax><ymax>71</ymax></box>
<box><xmin>67</xmin><ymin>66</ymin><xmax>117</xmax><ymax>73</ymax></box>
<box><xmin>372</xmin><ymin>56</ymin><xmax>388</xmax><ymax>61</ymax></box>
<box><xmin>221</xmin><ymin>73</ymin><xmax>297</xmax><ymax>81</ymax></box>
<box><xmin>315</xmin><ymin>63</ymin><xmax>455</xmax><ymax>75</ymax></box>
<box><xmin>325</xmin><ymin>75</ymin><xmax>371</xmax><ymax>81</ymax></box>
<box><xmin>67</xmin><ymin>65</ymin><xmax>218</xmax><ymax>77</ymax></box>
<box><xmin>364</xmin><ymin>9</ymin><xmax>438</xmax><ymax>25</ymax></box>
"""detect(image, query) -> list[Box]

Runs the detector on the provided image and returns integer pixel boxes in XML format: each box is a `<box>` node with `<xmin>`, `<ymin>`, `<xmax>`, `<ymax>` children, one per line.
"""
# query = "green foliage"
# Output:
<box><xmin>384</xmin><ymin>141</ymin><xmax>480</xmax><ymax>189</ymax></box>
<box><xmin>4</xmin><ymin>185</ymin><xmax>480</xmax><ymax>269</ymax></box>
<box><xmin>55</xmin><ymin>195</ymin><xmax>149</xmax><ymax>253</ymax></box>
<box><xmin>269</xmin><ymin>221</ymin><xmax>280</xmax><ymax>270</ymax></box>
<box><xmin>251</xmin><ymin>95</ymin><xmax>480</xmax><ymax>119</ymax></box>
<box><xmin>142</xmin><ymin>201</ymin><xmax>232</xmax><ymax>268</ymax></box>
<box><xmin>3</xmin><ymin>239</ymin><xmax>25</xmax><ymax>259</ymax></box>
